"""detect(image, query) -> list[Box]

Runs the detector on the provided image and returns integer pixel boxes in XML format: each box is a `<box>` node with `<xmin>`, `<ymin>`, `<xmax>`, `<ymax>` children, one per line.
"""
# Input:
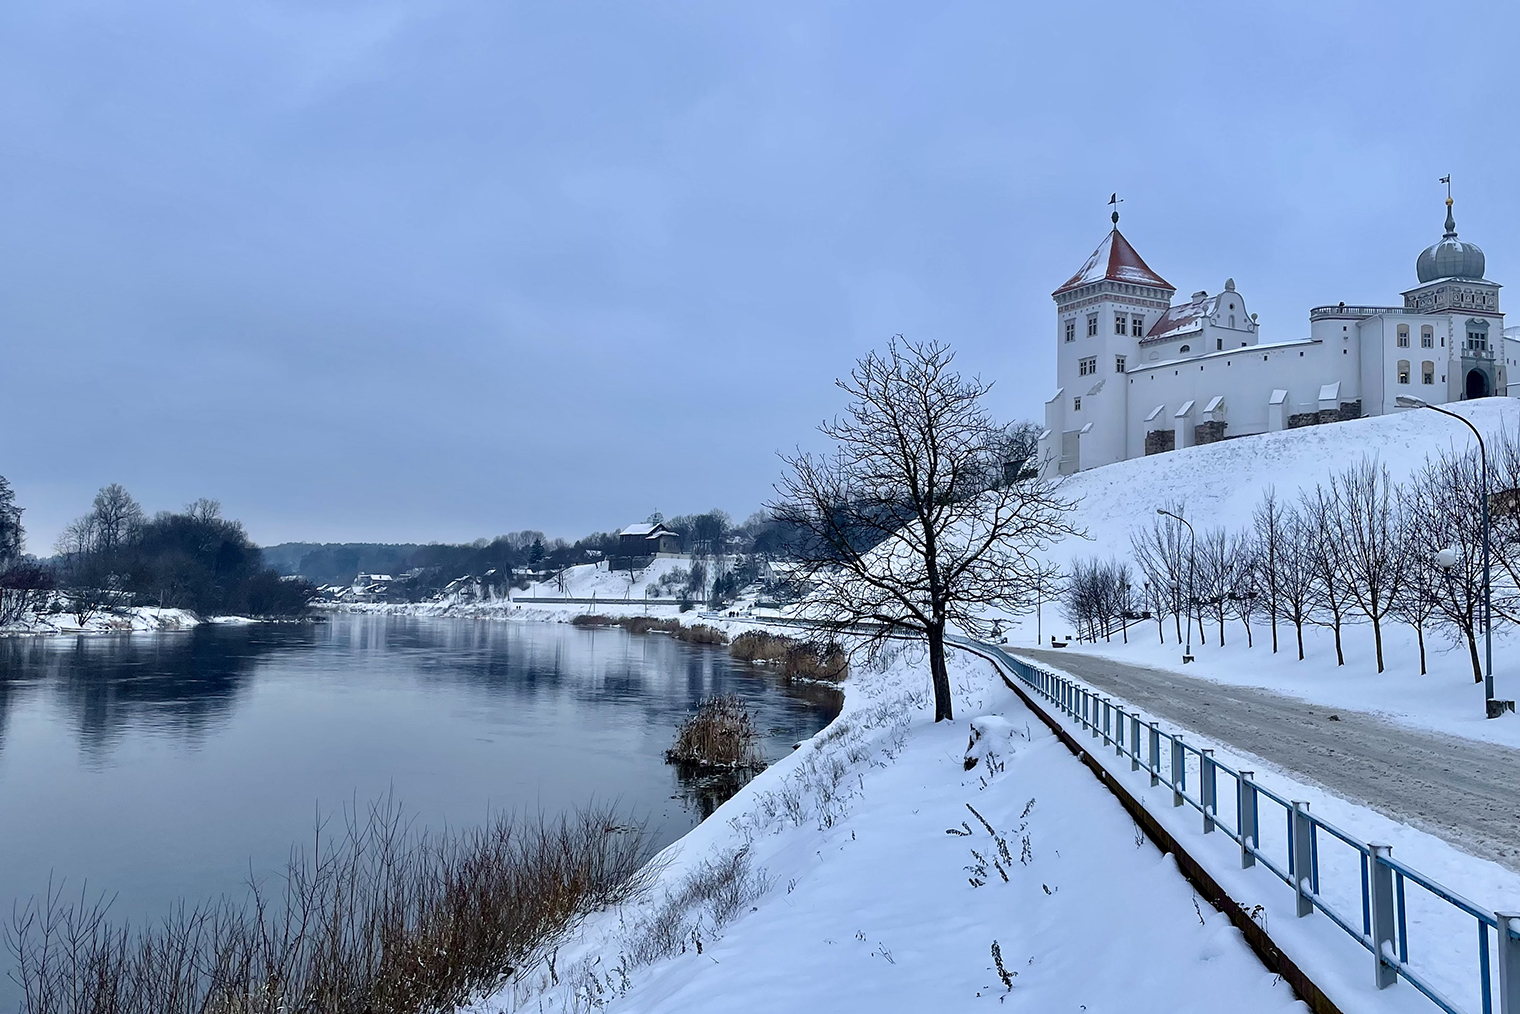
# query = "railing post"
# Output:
<box><xmin>1498</xmin><ymin>912</ymin><xmax>1520</xmax><ymax>1014</ymax></box>
<box><xmin>1089</xmin><ymin>692</ymin><xmax>1098</xmax><ymax>737</ymax></box>
<box><xmin>1114</xmin><ymin>705</ymin><xmax>1125</xmax><ymax>757</ymax></box>
<box><xmin>1238</xmin><ymin>771</ymin><xmax>1257</xmax><ymax>868</ymax></box>
<box><xmin>1101</xmin><ymin>697</ymin><xmax>1111</xmax><ymax>745</ymax></box>
<box><xmin>1149</xmin><ymin>722</ymin><xmax>1160</xmax><ymax>786</ymax></box>
<box><xmin>1291</xmin><ymin>801</ymin><xmax>1314</xmax><ymax>917</ymax></box>
<box><xmin>1368</xmin><ymin>844</ymin><xmax>1397</xmax><ymax>989</ymax></box>
<box><xmin>1130</xmin><ymin>714</ymin><xmax>1142</xmax><ymax>771</ymax></box>
<box><xmin>1201</xmin><ymin>749</ymin><xmax>1217</xmax><ymax>833</ymax></box>
<box><xmin>1171</xmin><ymin>735</ymin><xmax>1185</xmax><ymax>807</ymax></box>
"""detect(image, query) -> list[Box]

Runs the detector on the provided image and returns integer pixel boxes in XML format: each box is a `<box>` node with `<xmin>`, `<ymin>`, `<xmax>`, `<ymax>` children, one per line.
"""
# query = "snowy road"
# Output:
<box><xmin>1014</xmin><ymin>648</ymin><xmax>1520</xmax><ymax>873</ymax></box>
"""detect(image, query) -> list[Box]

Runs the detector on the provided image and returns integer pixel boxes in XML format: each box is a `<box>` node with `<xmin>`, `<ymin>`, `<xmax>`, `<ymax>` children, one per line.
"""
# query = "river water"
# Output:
<box><xmin>0</xmin><ymin>614</ymin><xmax>840</xmax><ymax>1006</ymax></box>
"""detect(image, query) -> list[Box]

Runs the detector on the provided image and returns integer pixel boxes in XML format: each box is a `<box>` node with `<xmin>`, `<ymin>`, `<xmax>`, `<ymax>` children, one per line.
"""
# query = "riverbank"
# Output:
<box><xmin>457</xmin><ymin>643</ymin><xmax>1305</xmax><ymax>1014</ymax></box>
<box><xmin>0</xmin><ymin>605</ymin><xmax>203</xmax><ymax>636</ymax></box>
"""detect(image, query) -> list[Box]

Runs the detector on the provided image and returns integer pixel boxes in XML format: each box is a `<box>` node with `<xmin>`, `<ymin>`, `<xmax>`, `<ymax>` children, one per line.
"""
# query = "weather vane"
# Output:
<box><xmin>1108</xmin><ymin>192</ymin><xmax>1123</xmax><ymax>225</ymax></box>
<box><xmin>1440</xmin><ymin>174</ymin><xmax>1452</xmax><ymax>202</ymax></box>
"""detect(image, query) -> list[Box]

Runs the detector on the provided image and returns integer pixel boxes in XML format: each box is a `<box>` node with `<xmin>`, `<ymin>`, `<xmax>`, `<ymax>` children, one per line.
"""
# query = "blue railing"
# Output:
<box><xmin>958</xmin><ymin>637</ymin><xmax>1520</xmax><ymax>1014</ymax></box>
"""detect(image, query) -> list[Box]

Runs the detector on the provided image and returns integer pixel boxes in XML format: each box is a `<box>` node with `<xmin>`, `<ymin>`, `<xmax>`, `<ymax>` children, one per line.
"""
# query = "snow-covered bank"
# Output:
<box><xmin>994</xmin><ymin>398</ymin><xmax>1520</xmax><ymax>748</ymax></box>
<box><xmin>459</xmin><ymin>646</ymin><xmax>1309</xmax><ymax>1013</ymax></box>
<box><xmin>0</xmin><ymin>605</ymin><xmax>202</xmax><ymax>637</ymax></box>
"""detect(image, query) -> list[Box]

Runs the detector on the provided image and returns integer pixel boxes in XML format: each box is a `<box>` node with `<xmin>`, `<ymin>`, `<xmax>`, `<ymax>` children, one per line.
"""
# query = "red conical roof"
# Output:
<box><xmin>1054</xmin><ymin>229</ymin><xmax>1173</xmax><ymax>295</ymax></box>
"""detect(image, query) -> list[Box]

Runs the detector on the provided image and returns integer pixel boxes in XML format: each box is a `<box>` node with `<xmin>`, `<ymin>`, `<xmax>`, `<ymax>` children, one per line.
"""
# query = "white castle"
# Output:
<box><xmin>1036</xmin><ymin>192</ymin><xmax>1516</xmax><ymax>476</ymax></box>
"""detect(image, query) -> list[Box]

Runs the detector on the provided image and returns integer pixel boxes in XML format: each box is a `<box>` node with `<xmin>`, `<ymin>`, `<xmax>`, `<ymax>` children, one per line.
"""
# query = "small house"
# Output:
<box><xmin>617</xmin><ymin>523</ymin><xmax>682</xmax><ymax>556</ymax></box>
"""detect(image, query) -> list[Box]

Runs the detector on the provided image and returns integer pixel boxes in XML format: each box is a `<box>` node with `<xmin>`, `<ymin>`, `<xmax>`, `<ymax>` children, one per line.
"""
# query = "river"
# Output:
<box><xmin>0</xmin><ymin>613</ymin><xmax>840</xmax><ymax>1008</ymax></box>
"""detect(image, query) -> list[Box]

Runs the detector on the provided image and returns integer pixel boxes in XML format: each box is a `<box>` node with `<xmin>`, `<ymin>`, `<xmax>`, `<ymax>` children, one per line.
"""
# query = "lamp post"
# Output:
<box><xmin>1157</xmin><ymin>508</ymin><xmax>1196</xmax><ymax>663</ymax></box>
<box><xmin>1396</xmin><ymin>395</ymin><xmax>1500</xmax><ymax>717</ymax></box>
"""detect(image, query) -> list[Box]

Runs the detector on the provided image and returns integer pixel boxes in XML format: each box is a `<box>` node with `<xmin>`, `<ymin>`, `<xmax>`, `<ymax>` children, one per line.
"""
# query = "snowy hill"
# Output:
<box><xmin>1047</xmin><ymin>398</ymin><xmax>1519</xmax><ymax>573</ymax></box>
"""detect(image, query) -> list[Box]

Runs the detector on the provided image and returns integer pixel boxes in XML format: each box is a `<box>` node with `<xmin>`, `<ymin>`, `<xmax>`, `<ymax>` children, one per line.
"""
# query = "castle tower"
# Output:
<box><xmin>1041</xmin><ymin>210</ymin><xmax>1175</xmax><ymax>474</ymax></box>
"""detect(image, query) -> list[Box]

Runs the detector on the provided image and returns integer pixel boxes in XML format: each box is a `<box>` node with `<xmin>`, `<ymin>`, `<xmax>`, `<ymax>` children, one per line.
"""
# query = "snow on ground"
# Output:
<box><xmin>0</xmin><ymin>605</ymin><xmax>201</xmax><ymax>636</ymax></box>
<box><xmin>461</xmin><ymin>646</ymin><xmax>1311</xmax><ymax>1014</ymax></box>
<box><xmin>1013</xmin><ymin>648</ymin><xmax>1520</xmax><ymax>1014</ymax></box>
<box><xmin>994</xmin><ymin>399</ymin><xmax>1520</xmax><ymax>747</ymax></box>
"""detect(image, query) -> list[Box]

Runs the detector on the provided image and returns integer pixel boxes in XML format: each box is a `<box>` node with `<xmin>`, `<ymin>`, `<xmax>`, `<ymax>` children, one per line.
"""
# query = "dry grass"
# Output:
<box><xmin>570</xmin><ymin>614</ymin><xmax>617</xmax><ymax>627</ymax></box>
<box><xmin>664</xmin><ymin>695</ymin><xmax>764</xmax><ymax>770</ymax></box>
<box><xmin>672</xmin><ymin>623</ymin><xmax>728</xmax><ymax>646</ymax></box>
<box><xmin>730</xmin><ymin>631</ymin><xmax>847</xmax><ymax>682</ymax></box>
<box><xmin>6</xmin><ymin>800</ymin><xmax>655</xmax><ymax>1014</ymax></box>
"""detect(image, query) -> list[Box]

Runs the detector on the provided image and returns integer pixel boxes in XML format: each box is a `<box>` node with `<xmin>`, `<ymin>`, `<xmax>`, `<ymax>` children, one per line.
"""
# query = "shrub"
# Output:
<box><xmin>783</xmin><ymin>639</ymin><xmax>849</xmax><ymax>682</ymax></box>
<box><xmin>673</xmin><ymin>623</ymin><xmax>728</xmax><ymax>646</ymax></box>
<box><xmin>665</xmin><ymin>695</ymin><xmax>764</xmax><ymax>770</ymax></box>
<box><xmin>617</xmin><ymin>616</ymin><xmax>682</xmax><ymax>635</ymax></box>
<box><xmin>570</xmin><ymin>613</ymin><xmax>617</xmax><ymax>627</ymax></box>
<box><xmin>730</xmin><ymin>630</ymin><xmax>790</xmax><ymax>663</ymax></box>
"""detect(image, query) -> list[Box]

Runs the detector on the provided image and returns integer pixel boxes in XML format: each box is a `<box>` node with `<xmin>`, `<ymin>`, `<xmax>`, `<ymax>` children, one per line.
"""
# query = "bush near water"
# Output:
<box><xmin>730</xmin><ymin>630</ymin><xmax>848</xmax><ymax>682</ymax></box>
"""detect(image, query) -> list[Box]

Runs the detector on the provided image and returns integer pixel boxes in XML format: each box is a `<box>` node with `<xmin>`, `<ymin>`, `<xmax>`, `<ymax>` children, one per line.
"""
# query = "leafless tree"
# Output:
<box><xmin>1061</xmin><ymin>557</ymin><xmax>1131</xmax><ymax>643</ymax></box>
<box><xmin>1301</xmin><ymin>484</ymin><xmax>1353</xmax><ymax>666</ymax></box>
<box><xmin>1226</xmin><ymin>534</ymin><xmax>1260</xmax><ymax>648</ymax></box>
<box><xmin>1274</xmin><ymin>504</ymin><xmax>1317</xmax><ymax>661</ymax></box>
<box><xmin>1327</xmin><ymin>459</ymin><xmax>1405</xmax><ymax>673</ymax></box>
<box><xmin>1195</xmin><ymin>527</ymin><xmax>1235</xmax><ymax>646</ymax></box>
<box><xmin>1252</xmin><ymin>488</ymin><xmax>1288</xmax><ymax>654</ymax></box>
<box><xmin>1130</xmin><ymin>505</ymin><xmax>1190</xmax><ymax>645</ymax></box>
<box><xmin>90</xmin><ymin>483</ymin><xmax>145</xmax><ymax>557</ymax></box>
<box><xmin>769</xmin><ymin>337</ymin><xmax>1079</xmax><ymax>722</ymax></box>
<box><xmin>1408</xmin><ymin>449</ymin><xmax>1487</xmax><ymax>682</ymax></box>
<box><xmin>1141</xmin><ymin>574</ymin><xmax>1169</xmax><ymax>644</ymax></box>
<box><xmin>1392</xmin><ymin>489</ymin><xmax>1443</xmax><ymax>676</ymax></box>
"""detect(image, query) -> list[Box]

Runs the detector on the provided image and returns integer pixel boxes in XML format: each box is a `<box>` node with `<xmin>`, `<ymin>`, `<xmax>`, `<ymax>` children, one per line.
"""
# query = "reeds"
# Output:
<box><xmin>664</xmin><ymin>695</ymin><xmax>764</xmax><ymax>771</ymax></box>
<box><xmin>6</xmin><ymin>800</ymin><xmax>654</xmax><ymax>1014</ymax></box>
<box><xmin>729</xmin><ymin>631</ymin><xmax>848</xmax><ymax>682</ymax></box>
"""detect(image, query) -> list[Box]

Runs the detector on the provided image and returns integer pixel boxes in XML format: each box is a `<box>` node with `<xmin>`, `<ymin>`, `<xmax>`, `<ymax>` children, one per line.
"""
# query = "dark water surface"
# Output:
<box><xmin>0</xmin><ymin>614</ymin><xmax>839</xmax><ymax>1004</ymax></box>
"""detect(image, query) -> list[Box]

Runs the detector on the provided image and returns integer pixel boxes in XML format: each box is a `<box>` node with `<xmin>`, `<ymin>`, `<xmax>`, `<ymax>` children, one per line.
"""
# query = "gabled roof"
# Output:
<box><xmin>1141</xmin><ymin>291</ymin><xmax>1219</xmax><ymax>344</ymax></box>
<box><xmin>1054</xmin><ymin>229</ymin><xmax>1173</xmax><ymax>296</ymax></box>
<box><xmin>619</xmin><ymin>522</ymin><xmax>678</xmax><ymax>539</ymax></box>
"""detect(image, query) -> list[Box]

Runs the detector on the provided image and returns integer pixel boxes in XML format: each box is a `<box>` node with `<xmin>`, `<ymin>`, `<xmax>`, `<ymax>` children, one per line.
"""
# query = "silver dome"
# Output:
<box><xmin>1416</xmin><ymin>200</ymin><xmax>1485</xmax><ymax>282</ymax></box>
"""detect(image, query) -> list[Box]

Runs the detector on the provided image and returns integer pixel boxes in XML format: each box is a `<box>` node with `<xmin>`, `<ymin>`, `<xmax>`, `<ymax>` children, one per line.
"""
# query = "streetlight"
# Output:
<box><xmin>1396</xmin><ymin>395</ymin><xmax>1504</xmax><ymax>718</ymax></box>
<box><xmin>1157</xmin><ymin>508</ymin><xmax>1196</xmax><ymax>663</ymax></box>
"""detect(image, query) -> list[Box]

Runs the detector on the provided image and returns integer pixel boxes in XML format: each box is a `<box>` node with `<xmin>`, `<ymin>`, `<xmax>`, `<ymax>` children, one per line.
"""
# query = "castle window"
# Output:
<box><xmin>1115</xmin><ymin>313</ymin><xmax>1128</xmax><ymax>335</ymax></box>
<box><xmin>1078</xmin><ymin>356</ymin><xmax>1097</xmax><ymax>376</ymax></box>
<box><xmin>1179</xmin><ymin>345</ymin><xmax>1190</xmax><ymax>353</ymax></box>
<box><xmin>1468</xmin><ymin>331</ymin><xmax>1489</xmax><ymax>352</ymax></box>
<box><xmin>1397</xmin><ymin>325</ymin><xmax>1410</xmax><ymax>347</ymax></box>
<box><xmin>1421</xmin><ymin>326</ymin><xmax>1434</xmax><ymax>348</ymax></box>
<box><xmin>1422</xmin><ymin>361</ymin><xmax>1435</xmax><ymax>385</ymax></box>
<box><xmin>1132</xmin><ymin>316</ymin><xmax>1144</xmax><ymax>335</ymax></box>
<box><xmin>1115</xmin><ymin>355</ymin><xmax>1126</xmax><ymax>373</ymax></box>
<box><xmin>1065</xmin><ymin>320</ymin><xmax>1075</xmax><ymax>343</ymax></box>
<box><xmin>1397</xmin><ymin>360</ymin><xmax>1410</xmax><ymax>384</ymax></box>
<box><xmin>1087</xmin><ymin>314</ymin><xmax>1098</xmax><ymax>337</ymax></box>
<box><xmin>1073</xmin><ymin>397</ymin><xmax>1082</xmax><ymax>411</ymax></box>
<box><xmin>1216</xmin><ymin>339</ymin><xmax>1223</xmax><ymax>351</ymax></box>
<box><xmin>1229</xmin><ymin>314</ymin><xmax>1236</xmax><ymax>328</ymax></box>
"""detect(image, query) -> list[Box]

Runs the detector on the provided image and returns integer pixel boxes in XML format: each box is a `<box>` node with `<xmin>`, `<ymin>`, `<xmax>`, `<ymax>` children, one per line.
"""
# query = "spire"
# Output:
<box><xmin>1108</xmin><ymin>192</ymin><xmax>1122</xmax><ymax>226</ymax></box>
<box><xmin>1440</xmin><ymin>174</ymin><xmax>1457</xmax><ymax>237</ymax></box>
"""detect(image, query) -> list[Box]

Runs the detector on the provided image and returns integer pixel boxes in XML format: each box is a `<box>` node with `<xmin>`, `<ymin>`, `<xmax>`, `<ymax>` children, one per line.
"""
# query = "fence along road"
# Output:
<box><xmin>1016</xmin><ymin>648</ymin><xmax>1520</xmax><ymax>875</ymax></box>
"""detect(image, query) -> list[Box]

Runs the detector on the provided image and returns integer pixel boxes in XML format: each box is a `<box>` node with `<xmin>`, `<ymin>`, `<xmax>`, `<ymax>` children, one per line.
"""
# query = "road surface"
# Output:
<box><xmin>1009</xmin><ymin>647</ymin><xmax>1520</xmax><ymax>873</ymax></box>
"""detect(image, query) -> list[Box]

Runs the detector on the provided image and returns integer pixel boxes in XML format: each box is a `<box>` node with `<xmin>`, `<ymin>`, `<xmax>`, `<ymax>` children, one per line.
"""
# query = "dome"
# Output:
<box><xmin>1416</xmin><ymin>199</ymin><xmax>1485</xmax><ymax>282</ymax></box>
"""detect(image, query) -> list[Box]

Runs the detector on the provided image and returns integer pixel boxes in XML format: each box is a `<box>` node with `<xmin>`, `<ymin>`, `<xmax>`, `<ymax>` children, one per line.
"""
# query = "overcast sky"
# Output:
<box><xmin>4</xmin><ymin>1</ymin><xmax>1516</xmax><ymax>550</ymax></box>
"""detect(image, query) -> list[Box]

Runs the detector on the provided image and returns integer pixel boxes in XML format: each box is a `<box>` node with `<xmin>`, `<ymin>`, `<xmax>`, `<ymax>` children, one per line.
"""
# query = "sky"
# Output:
<box><xmin>4</xmin><ymin>0</ymin><xmax>1518</xmax><ymax>551</ymax></box>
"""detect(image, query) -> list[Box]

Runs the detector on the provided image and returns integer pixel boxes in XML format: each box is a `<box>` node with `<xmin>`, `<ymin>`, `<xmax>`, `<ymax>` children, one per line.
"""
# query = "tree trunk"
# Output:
<box><xmin>1244</xmin><ymin>618</ymin><xmax>1253</xmax><ymax>649</ymax></box>
<box><xmin>1371</xmin><ymin>614</ymin><xmax>1384</xmax><ymax>674</ymax></box>
<box><xmin>1415</xmin><ymin>624</ymin><xmax>1427</xmax><ymax>676</ymax></box>
<box><xmin>1464</xmin><ymin>624</ymin><xmax>1483</xmax><ymax>684</ymax></box>
<box><xmin>929</xmin><ymin>625</ymin><xmax>953</xmax><ymax>722</ymax></box>
<box><xmin>1295</xmin><ymin>619</ymin><xmax>1305</xmax><ymax>661</ymax></box>
<box><xmin>1332</xmin><ymin>617</ymin><xmax>1344</xmax><ymax>666</ymax></box>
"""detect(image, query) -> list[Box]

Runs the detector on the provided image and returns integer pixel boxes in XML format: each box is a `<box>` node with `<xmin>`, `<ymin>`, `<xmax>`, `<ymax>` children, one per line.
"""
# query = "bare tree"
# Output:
<box><xmin>1328</xmin><ymin>459</ymin><xmax>1405</xmax><ymax>673</ymax></box>
<box><xmin>1392</xmin><ymin>491</ymin><xmax>1442</xmax><ymax>676</ymax></box>
<box><xmin>1196</xmin><ymin>527</ymin><xmax>1234</xmax><ymax>646</ymax></box>
<box><xmin>1131</xmin><ymin>506</ymin><xmax>1190</xmax><ymax>645</ymax></box>
<box><xmin>90</xmin><ymin>483</ymin><xmax>145</xmax><ymax>557</ymax></box>
<box><xmin>1252</xmin><ymin>488</ymin><xmax>1287</xmax><ymax>654</ymax></box>
<box><xmin>769</xmin><ymin>337</ymin><xmax>1079</xmax><ymax>722</ymax></box>
<box><xmin>1274</xmin><ymin>504</ymin><xmax>1317</xmax><ymax>661</ymax></box>
<box><xmin>1301</xmin><ymin>484</ymin><xmax>1353</xmax><ymax>666</ymax></box>
<box><xmin>1408</xmin><ymin>449</ymin><xmax>1487</xmax><ymax>682</ymax></box>
<box><xmin>1226</xmin><ymin>533</ymin><xmax>1259</xmax><ymax>648</ymax></box>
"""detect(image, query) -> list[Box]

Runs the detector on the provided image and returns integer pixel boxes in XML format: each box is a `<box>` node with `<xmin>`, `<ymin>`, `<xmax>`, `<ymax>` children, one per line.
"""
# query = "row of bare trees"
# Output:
<box><xmin>1063</xmin><ymin>435</ymin><xmax>1520</xmax><ymax>682</ymax></box>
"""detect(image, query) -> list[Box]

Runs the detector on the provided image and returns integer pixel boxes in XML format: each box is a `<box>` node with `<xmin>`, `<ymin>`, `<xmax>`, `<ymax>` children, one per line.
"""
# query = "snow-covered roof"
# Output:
<box><xmin>1141</xmin><ymin>291</ymin><xmax>1220</xmax><ymax>344</ymax></box>
<box><xmin>1270</xmin><ymin>389</ymin><xmax>1288</xmax><ymax>406</ymax></box>
<box><xmin>1054</xmin><ymin>229</ymin><xmax>1173</xmax><ymax>295</ymax></box>
<box><xmin>619</xmin><ymin>523</ymin><xmax>667</xmax><ymax>537</ymax></box>
<box><xmin>1144</xmin><ymin>405</ymin><xmax>1165</xmax><ymax>423</ymax></box>
<box><xmin>1318</xmin><ymin>382</ymin><xmax>1341</xmax><ymax>402</ymax></box>
<box><xmin>1203</xmin><ymin>396</ymin><xmax>1225</xmax><ymax>414</ymax></box>
<box><xmin>1174</xmin><ymin>400</ymin><xmax>1195</xmax><ymax>418</ymax></box>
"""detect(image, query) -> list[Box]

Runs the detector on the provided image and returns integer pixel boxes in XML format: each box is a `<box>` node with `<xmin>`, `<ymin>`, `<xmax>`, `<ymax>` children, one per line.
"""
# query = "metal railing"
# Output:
<box><xmin>960</xmin><ymin>637</ymin><xmax>1520</xmax><ymax>1014</ymax></box>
